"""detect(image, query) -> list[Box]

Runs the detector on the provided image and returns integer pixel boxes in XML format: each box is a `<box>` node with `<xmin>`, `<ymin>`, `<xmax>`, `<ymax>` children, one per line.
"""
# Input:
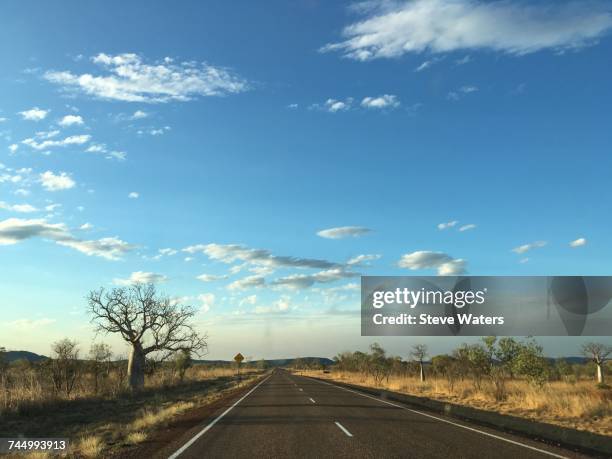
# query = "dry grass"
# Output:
<box><xmin>1</xmin><ymin>365</ymin><xmax>264</xmax><ymax>458</ymax></box>
<box><xmin>77</xmin><ymin>435</ymin><xmax>104</xmax><ymax>457</ymax></box>
<box><xmin>298</xmin><ymin>370</ymin><xmax>612</xmax><ymax>436</ymax></box>
<box><xmin>125</xmin><ymin>431</ymin><xmax>148</xmax><ymax>445</ymax></box>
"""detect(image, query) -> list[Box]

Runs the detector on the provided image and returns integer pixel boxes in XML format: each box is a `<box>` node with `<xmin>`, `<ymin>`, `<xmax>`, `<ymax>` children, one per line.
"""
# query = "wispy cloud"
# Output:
<box><xmin>197</xmin><ymin>273</ymin><xmax>228</xmax><ymax>282</ymax></box>
<box><xmin>227</xmin><ymin>274</ymin><xmax>266</xmax><ymax>290</ymax></box>
<box><xmin>437</xmin><ymin>220</ymin><xmax>458</xmax><ymax>230</ymax></box>
<box><xmin>569</xmin><ymin>237</ymin><xmax>587</xmax><ymax>248</ymax></box>
<box><xmin>23</xmin><ymin>134</ymin><xmax>90</xmax><ymax>150</ymax></box>
<box><xmin>0</xmin><ymin>201</ymin><xmax>38</xmax><ymax>213</ymax></box>
<box><xmin>44</xmin><ymin>53</ymin><xmax>249</xmax><ymax>103</ymax></box>
<box><xmin>458</xmin><ymin>224</ymin><xmax>477</xmax><ymax>232</ymax></box>
<box><xmin>113</xmin><ymin>271</ymin><xmax>168</xmax><ymax>285</ymax></box>
<box><xmin>448</xmin><ymin>85</ymin><xmax>479</xmax><ymax>101</ymax></box>
<box><xmin>184</xmin><ymin>243</ymin><xmax>340</xmax><ymax>270</ymax></box>
<box><xmin>346</xmin><ymin>254</ymin><xmax>381</xmax><ymax>266</ymax></box>
<box><xmin>271</xmin><ymin>268</ymin><xmax>359</xmax><ymax>289</ymax></box>
<box><xmin>198</xmin><ymin>293</ymin><xmax>215</xmax><ymax>313</ymax></box>
<box><xmin>512</xmin><ymin>241</ymin><xmax>547</xmax><ymax>254</ymax></box>
<box><xmin>321</xmin><ymin>0</ymin><xmax>612</xmax><ymax>60</ymax></box>
<box><xmin>398</xmin><ymin>250</ymin><xmax>467</xmax><ymax>275</ymax></box>
<box><xmin>317</xmin><ymin>226</ymin><xmax>371</xmax><ymax>239</ymax></box>
<box><xmin>0</xmin><ymin>218</ymin><xmax>134</xmax><ymax>260</ymax></box>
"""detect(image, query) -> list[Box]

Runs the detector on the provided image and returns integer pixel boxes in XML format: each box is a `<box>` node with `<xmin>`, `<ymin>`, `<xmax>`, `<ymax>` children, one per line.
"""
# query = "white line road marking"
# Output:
<box><xmin>168</xmin><ymin>375</ymin><xmax>271</xmax><ymax>459</ymax></box>
<box><xmin>309</xmin><ymin>397</ymin><xmax>316</xmax><ymax>403</ymax></box>
<box><xmin>309</xmin><ymin>377</ymin><xmax>567</xmax><ymax>459</ymax></box>
<box><xmin>335</xmin><ymin>421</ymin><xmax>353</xmax><ymax>437</ymax></box>
<box><xmin>299</xmin><ymin>388</ymin><xmax>303</xmax><ymax>391</ymax></box>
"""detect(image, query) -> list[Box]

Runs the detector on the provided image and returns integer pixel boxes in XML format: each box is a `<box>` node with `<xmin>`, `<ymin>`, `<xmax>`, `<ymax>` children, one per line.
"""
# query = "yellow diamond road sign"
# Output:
<box><xmin>234</xmin><ymin>353</ymin><xmax>244</xmax><ymax>363</ymax></box>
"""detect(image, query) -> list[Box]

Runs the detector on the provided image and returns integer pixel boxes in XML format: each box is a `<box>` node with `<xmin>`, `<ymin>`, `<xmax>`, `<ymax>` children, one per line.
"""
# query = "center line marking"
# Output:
<box><xmin>335</xmin><ymin>421</ymin><xmax>353</xmax><ymax>437</ymax></box>
<box><xmin>298</xmin><ymin>388</ymin><xmax>303</xmax><ymax>391</ymax></box>
<box><xmin>309</xmin><ymin>397</ymin><xmax>316</xmax><ymax>403</ymax></box>
<box><xmin>311</xmin><ymin>378</ymin><xmax>567</xmax><ymax>459</ymax></box>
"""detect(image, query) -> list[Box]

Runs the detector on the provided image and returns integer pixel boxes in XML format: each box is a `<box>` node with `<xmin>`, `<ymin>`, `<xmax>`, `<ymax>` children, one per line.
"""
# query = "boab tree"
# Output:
<box><xmin>411</xmin><ymin>344</ymin><xmax>428</xmax><ymax>382</ymax></box>
<box><xmin>87</xmin><ymin>283</ymin><xmax>207</xmax><ymax>391</ymax></box>
<box><xmin>581</xmin><ymin>342</ymin><xmax>612</xmax><ymax>385</ymax></box>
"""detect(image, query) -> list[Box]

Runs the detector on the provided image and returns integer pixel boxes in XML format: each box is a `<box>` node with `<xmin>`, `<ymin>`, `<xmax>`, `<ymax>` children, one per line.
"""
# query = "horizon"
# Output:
<box><xmin>2</xmin><ymin>0</ymin><xmax>612</xmax><ymax>360</ymax></box>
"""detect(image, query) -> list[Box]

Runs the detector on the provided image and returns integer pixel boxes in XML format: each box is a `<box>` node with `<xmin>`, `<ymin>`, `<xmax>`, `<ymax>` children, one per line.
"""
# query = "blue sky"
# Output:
<box><xmin>1</xmin><ymin>0</ymin><xmax>611</xmax><ymax>359</ymax></box>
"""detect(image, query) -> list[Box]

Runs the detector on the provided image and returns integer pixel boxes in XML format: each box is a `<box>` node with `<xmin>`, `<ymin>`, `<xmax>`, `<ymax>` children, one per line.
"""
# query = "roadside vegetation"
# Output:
<box><xmin>0</xmin><ymin>346</ymin><xmax>263</xmax><ymax>457</ymax></box>
<box><xmin>295</xmin><ymin>338</ymin><xmax>612</xmax><ymax>436</ymax></box>
<box><xmin>0</xmin><ymin>283</ymin><xmax>266</xmax><ymax>457</ymax></box>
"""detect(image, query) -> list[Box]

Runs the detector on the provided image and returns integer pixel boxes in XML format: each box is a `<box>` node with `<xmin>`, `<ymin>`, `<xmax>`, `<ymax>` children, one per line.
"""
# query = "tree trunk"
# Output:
<box><xmin>128</xmin><ymin>344</ymin><xmax>146</xmax><ymax>391</ymax></box>
<box><xmin>596</xmin><ymin>362</ymin><xmax>604</xmax><ymax>384</ymax></box>
<box><xmin>419</xmin><ymin>361</ymin><xmax>425</xmax><ymax>382</ymax></box>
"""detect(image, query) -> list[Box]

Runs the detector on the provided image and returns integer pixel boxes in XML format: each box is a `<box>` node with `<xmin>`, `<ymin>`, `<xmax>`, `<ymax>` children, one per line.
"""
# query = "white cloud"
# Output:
<box><xmin>23</xmin><ymin>134</ymin><xmax>91</xmax><ymax>150</ymax></box>
<box><xmin>0</xmin><ymin>201</ymin><xmax>38</xmax><ymax>213</ymax></box>
<box><xmin>287</xmin><ymin>103</ymin><xmax>299</xmax><ymax>109</ymax></box>
<box><xmin>106</xmin><ymin>151</ymin><xmax>126</xmax><ymax>161</ymax></box>
<box><xmin>148</xmin><ymin>126</ymin><xmax>171</xmax><ymax>136</ymax></box>
<box><xmin>361</xmin><ymin>94</ymin><xmax>400</xmax><ymax>109</ymax></box>
<box><xmin>184</xmin><ymin>243</ymin><xmax>339</xmax><ymax>270</ymax></box>
<box><xmin>569</xmin><ymin>237</ymin><xmax>587</xmax><ymax>248</ymax></box>
<box><xmin>19</xmin><ymin>107</ymin><xmax>49</xmax><ymax>121</ymax></box>
<box><xmin>254</xmin><ymin>296</ymin><xmax>291</xmax><ymax>314</ymax></box>
<box><xmin>113</xmin><ymin>271</ymin><xmax>168</xmax><ymax>286</ymax></box>
<box><xmin>198</xmin><ymin>293</ymin><xmax>215</xmax><ymax>313</ymax></box>
<box><xmin>45</xmin><ymin>203</ymin><xmax>61</xmax><ymax>212</ymax></box>
<box><xmin>437</xmin><ymin>220</ymin><xmax>458</xmax><ymax>230</ymax></box>
<box><xmin>317</xmin><ymin>226</ymin><xmax>371</xmax><ymax>239</ymax></box>
<box><xmin>131</xmin><ymin>110</ymin><xmax>148</xmax><ymax>119</ymax></box>
<box><xmin>197</xmin><ymin>273</ymin><xmax>228</xmax><ymax>282</ymax></box>
<box><xmin>322</xmin><ymin>0</ymin><xmax>612</xmax><ymax>60</ymax></box>
<box><xmin>56</xmin><ymin>237</ymin><xmax>134</xmax><ymax>260</ymax></box>
<box><xmin>227</xmin><ymin>275</ymin><xmax>266</xmax><ymax>291</ymax></box>
<box><xmin>456</xmin><ymin>55</ymin><xmax>472</xmax><ymax>65</ymax></box>
<box><xmin>44</xmin><ymin>53</ymin><xmax>249</xmax><ymax>103</ymax></box>
<box><xmin>448</xmin><ymin>86</ymin><xmax>479</xmax><ymax>101</ymax></box>
<box><xmin>8</xmin><ymin>144</ymin><xmax>18</xmax><ymax>154</ymax></box>
<box><xmin>128</xmin><ymin>192</ymin><xmax>139</xmax><ymax>199</ymax></box>
<box><xmin>311</xmin><ymin>98</ymin><xmax>353</xmax><ymax>112</ymax></box>
<box><xmin>271</xmin><ymin>268</ymin><xmax>359</xmax><ymax>289</ymax></box>
<box><xmin>239</xmin><ymin>294</ymin><xmax>257</xmax><ymax>306</ymax></box>
<box><xmin>398</xmin><ymin>251</ymin><xmax>467</xmax><ymax>275</ymax></box>
<box><xmin>458</xmin><ymin>224</ymin><xmax>477</xmax><ymax>232</ymax></box>
<box><xmin>158</xmin><ymin>248</ymin><xmax>177</xmax><ymax>256</ymax></box>
<box><xmin>0</xmin><ymin>217</ymin><xmax>133</xmax><ymax>260</ymax></box>
<box><xmin>39</xmin><ymin>171</ymin><xmax>75</xmax><ymax>191</ymax></box>
<box><xmin>519</xmin><ymin>257</ymin><xmax>530</xmax><ymax>264</ymax></box>
<box><xmin>80</xmin><ymin>223</ymin><xmax>93</xmax><ymax>230</ymax></box>
<box><xmin>86</xmin><ymin>144</ymin><xmax>106</xmax><ymax>153</ymax></box>
<box><xmin>58</xmin><ymin>114</ymin><xmax>84</xmax><ymax>127</ymax></box>
<box><xmin>415</xmin><ymin>61</ymin><xmax>433</xmax><ymax>72</ymax></box>
<box><xmin>512</xmin><ymin>241</ymin><xmax>547</xmax><ymax>254</ymax></box>
<box><xmin>346</xmin><ymin>254</ymin><xmax>381</xmax><ymax>265</ymax></box>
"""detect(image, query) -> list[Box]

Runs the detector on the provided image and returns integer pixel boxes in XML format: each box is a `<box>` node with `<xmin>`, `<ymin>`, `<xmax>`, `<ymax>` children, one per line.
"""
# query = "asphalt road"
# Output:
<box><xmin>167</xmin><ymin>369</ymin><xmax>591</xmax><ymax>459</ymax></box>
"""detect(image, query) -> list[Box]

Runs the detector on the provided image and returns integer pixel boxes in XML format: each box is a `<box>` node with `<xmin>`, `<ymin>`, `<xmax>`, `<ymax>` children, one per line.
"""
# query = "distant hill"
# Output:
<box><xmin>194</xmin><ymin>357</ymin><xmax>334</xmax><ymax>367</ymax></box>
<box><xmin>3</xmin><ymin>350</ymin><xmax>48</xmax><ymax>363</ymax></box>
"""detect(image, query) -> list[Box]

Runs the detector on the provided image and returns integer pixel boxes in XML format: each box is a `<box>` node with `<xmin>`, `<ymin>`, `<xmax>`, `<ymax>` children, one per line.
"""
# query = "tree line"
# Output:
<box><xmin>331</xmin><ymin>338</ymin><xmax>611</xmax><ymax>400</ymax></box>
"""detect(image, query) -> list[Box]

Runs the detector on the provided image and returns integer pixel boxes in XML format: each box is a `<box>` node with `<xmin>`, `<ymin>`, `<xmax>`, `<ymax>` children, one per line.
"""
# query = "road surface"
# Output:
<box><xmin>166</xmin><ymin>369</ymin><xmax>592</xmax><ymax>459</ymax></box>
